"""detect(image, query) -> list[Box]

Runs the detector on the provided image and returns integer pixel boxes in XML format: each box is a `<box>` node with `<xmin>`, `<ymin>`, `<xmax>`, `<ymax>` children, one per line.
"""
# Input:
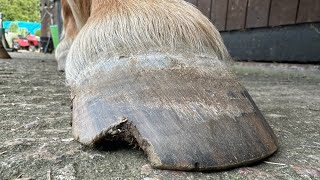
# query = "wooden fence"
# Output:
<box><xmin>186</xmin><ymin>0</ymin><xmax>320</xmax><ymax>31</ymax></box>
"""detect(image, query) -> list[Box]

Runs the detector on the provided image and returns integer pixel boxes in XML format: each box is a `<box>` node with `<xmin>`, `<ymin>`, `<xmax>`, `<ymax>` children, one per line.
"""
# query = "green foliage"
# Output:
<box><xmin>18</xmin><ymin>28</ymin><xmax>28</xmax><ymax>36</ymax></box>
<box><xmin>0</xmin><ymin>0</ymin><xmax>40</xmax><ymax>22</ymax></box>
<box><xmin>34</xmin><ymin>29</ymin><xmax>41</xmax><ymax>36</ymax></box>
<box><xmin>7</xmin><ymin>22</ymin><xmax>18</xmax><ymax>32</ymax></box>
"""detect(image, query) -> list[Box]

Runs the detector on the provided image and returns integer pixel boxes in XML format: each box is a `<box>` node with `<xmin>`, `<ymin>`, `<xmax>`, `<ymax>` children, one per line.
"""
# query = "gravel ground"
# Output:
<box><xmin>0</xmin><ymin>52</ymin><xmax>319</xmax><ymax>180</ymax></box>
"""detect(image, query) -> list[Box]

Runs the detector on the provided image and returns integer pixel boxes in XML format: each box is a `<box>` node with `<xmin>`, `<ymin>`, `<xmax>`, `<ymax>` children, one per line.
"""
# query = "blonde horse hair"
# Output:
<box><xmin>64</xmin><ymin>0</ymin><xmax>231</xmax><ymax>86</ymax></box>
<box><xmin>66</xmin><ymin>0</ymin><xmax>91</xmax><ymax>29</ymax></box>
<box><xmin>55</xmin><ymin>0</ymin><xmax>91</xmax><ymax>71</ymax></box>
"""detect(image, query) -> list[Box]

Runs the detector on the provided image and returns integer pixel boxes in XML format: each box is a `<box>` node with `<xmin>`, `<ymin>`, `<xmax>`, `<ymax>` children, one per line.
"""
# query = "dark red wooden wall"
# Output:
<box><xmin>185</xmin><ymin>0</ymin><xmax>320</xmax><ymax>31</ymax></box>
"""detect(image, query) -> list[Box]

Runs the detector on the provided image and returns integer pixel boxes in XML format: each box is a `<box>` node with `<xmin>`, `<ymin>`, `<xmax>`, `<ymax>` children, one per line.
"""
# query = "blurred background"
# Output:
<box><xmin>188</xmin><ymin>0</ymin><xmax>320</xmax><ymax>63</ymax></box>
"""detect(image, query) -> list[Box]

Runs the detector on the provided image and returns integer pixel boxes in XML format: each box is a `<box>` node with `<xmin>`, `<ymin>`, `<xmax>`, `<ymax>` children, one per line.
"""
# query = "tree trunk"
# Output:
<box><xmin>0</xmin><ymin>43</ymin><xmax>10</xmax><ymax>59</ymax></box>
<box><xmin>0</xmin><ymin>34</ymin><xmax>10</xmax><ymax>59</ymax></box>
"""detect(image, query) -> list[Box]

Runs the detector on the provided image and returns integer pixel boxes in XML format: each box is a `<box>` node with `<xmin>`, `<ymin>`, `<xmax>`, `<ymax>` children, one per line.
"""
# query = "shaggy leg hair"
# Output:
<box><xmin>55</xmin><ymin>0</ymin><xmax>91</xmax><ymax>71</ymax></box>
<box><xmin>65</xmin><ymin>0</ymin><xmax>231</xmax><ymax>87</ymax></box>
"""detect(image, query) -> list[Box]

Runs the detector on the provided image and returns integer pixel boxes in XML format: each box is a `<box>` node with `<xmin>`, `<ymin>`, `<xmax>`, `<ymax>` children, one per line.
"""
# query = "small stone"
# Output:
<box><xmin>55</xmin><ymin>164</ymin><xmax>76</xmax><ymax>180</ymax></box>
<box><xmin>24</xmin><ymin>121</ymin><xmax>39</xmax><ymax>129</ymax></box>
<box><xmin>141</xmin><ymin>164</ymin><xmax>153</xmax><ymax>176</ymax></box>
<box><xmin>61</xmin><ymin>138</ymin><xmax>74</xmax><ymax>142</ymax></box>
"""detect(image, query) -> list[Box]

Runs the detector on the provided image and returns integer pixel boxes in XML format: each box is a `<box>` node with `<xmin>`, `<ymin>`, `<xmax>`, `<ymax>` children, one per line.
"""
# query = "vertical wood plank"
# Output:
<box><xmin>269</xmin><ymin>0</ymin><xmax>299</xmax><ymax>26</ymax></box>
<box><xmin>185</xmin><ymin>0</ymin><xmax>198</xmax><ymax>6</ymax></box>
<box><xmin>198</xmin><ymin>0</ymin><xmax>212</xmax><ymax>18</ymax></box>
<box><xmin>246</xmin><ymin>0</ymin><xmax>270</xmax><ymax>28</ymax></box>
<box><xmin>226</xmin><ymin>0</ymin><xmax>248</xmax><ymax>31</ymax></box>
<box><xmin>297</xmin><ymin>0</ymin><xmax>320</xmax><ymax>23</ymax></box>
<box><xmin>211</xmin><ymin>0</ymin><xmax>228</xmax><ymax>31</ymax></box>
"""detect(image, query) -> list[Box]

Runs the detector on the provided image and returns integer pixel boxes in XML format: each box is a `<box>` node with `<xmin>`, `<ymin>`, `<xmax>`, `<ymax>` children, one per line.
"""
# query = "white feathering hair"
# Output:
<box><xmin>65</xmin><ymin>0</ymin><xmax>231</xmax><ymax>87</ymax></box>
